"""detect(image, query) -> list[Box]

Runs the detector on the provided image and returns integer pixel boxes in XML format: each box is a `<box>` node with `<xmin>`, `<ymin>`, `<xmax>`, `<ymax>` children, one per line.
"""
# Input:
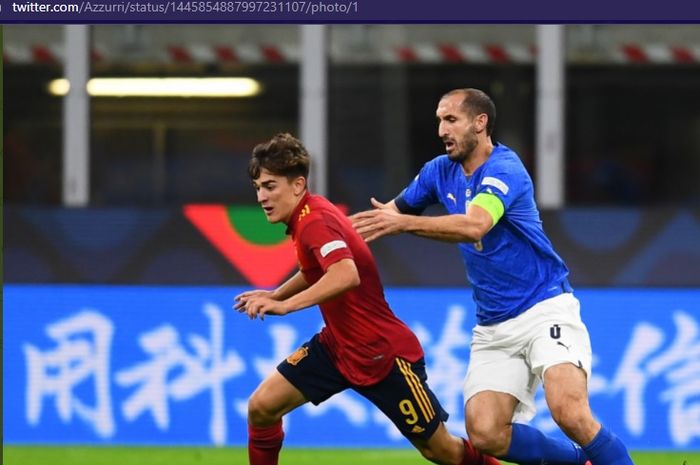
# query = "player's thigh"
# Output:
<box><xmin>527</xmin><ymin>293</ymin><xmax>592</xmax><ymax>383</ymax></box>
<box><xmin>464</xmin><ymin>325</ymin><xmax>537</xmax><ymax>423</ymax></box>
<box><xmin>275</xmin><ymin>333</ymin><xmax>350</xmax><ymax>406</ymax></box>
<box><xmin>543</xmin><ymin>363</ymin><xmax>600</xmax><ymax>444</ymax></box>
<box><xmin>249</xmin><ymin>369</ymin><xmax>308</xmax><ymax>423</ymax></box>
<box><xmin>356</xmin><ymin>357</ymin><xmax>448</xmax><ymax>443</ymax></box>
<box><xmin>543</xmin><ymin>363</ymin><xmax>592</xmax><ymax>421</ymax></box>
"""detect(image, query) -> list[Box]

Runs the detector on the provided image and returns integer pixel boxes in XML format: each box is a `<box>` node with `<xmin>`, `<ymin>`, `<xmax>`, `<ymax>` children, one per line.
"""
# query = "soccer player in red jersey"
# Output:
<box><xmin>235</xmin><ymin>133</ymin><xmax>501</xmax><ymax>465</ymax></box>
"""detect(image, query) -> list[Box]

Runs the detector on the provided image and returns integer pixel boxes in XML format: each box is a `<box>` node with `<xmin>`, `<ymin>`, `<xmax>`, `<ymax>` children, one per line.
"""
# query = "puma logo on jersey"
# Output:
<box><xmin>411</xmin><ymin>425</ymin><xmax>425</xmax><ymax>434</ymax></box>
<box><xmin>447</xmin><ymin>193</ymin><xmax>457</xmax><ymax>203</ymax></box>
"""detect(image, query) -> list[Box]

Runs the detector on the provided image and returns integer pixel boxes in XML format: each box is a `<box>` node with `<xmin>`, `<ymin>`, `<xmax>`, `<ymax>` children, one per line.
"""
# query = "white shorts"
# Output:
<box><xmin>463</xmin><ymin>292</ymin><xmax>592</xmax><ymax>422</ymax></box>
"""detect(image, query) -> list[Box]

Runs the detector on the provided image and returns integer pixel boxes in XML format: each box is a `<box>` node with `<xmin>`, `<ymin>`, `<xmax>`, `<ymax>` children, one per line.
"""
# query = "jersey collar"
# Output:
<box><xmin>285</xmin><ymin>190</ymin><xmax>311</xmax><ymax>235</ymax></box>
<box><xmin>468</xmin><ymin>142</ymin><xmax>504</xmax><ymax>178</ymax></box>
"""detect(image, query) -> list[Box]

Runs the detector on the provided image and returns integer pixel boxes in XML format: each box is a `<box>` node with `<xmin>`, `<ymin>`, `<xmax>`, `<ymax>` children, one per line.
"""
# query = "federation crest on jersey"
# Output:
<box><xmin>286</xmin><ymin>346</ymin><xmax>310</xmax><ymax>366</ymax></box>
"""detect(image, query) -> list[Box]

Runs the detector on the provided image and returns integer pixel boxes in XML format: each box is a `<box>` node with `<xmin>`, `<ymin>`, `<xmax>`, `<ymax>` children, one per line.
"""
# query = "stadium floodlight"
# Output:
<box><xmin>48</xmin><ymin>77</ymin><xmax>262</xmax><ymax>97</ymax></box>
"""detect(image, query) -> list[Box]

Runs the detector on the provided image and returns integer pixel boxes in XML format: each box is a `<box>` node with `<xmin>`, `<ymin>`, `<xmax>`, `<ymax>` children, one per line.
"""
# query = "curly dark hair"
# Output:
<box><xmin>248</xmin><ymin>132</ymin><xmax>311</xmax><ymax>181</ymax></box>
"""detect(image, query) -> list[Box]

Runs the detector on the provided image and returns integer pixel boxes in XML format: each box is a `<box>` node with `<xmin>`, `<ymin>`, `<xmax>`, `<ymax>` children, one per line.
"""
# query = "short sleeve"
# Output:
<box><xmin>476</xmin><ymin>159</ymin><xmax>529</xmax><ymax>212</ymax></box>
<box><xmin>298</xmin><ymin>217</ymin><xmax>354</xmax><ymax>272</ymax></box>
<box><xmin>395</xmin><ymin>159</ymin><xmax>440</xmax><ymax>214</ymax></box>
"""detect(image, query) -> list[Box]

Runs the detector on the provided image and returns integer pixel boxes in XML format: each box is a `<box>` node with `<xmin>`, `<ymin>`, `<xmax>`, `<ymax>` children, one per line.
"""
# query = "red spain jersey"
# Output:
<box><xmin>286</xmin><ymin>191</ymin><xmax>423</xmax><ymax>386</ymax></box>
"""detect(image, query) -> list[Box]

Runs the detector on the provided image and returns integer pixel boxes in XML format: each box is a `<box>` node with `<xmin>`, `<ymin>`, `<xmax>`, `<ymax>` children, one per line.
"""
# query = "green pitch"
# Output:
<box><xmin>3</xmin><ymin>446</ymin><xmax>697</xmax><ymax>465</ymax></box>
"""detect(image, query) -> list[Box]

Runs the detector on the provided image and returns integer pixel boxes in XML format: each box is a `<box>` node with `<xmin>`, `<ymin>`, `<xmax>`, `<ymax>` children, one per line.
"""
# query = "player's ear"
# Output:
<box><xmin>474</xmin><ymin>113</ymin><xmax>488</xmax><ymax>133</ymax></box>
<box><xmin>293</xmin><ymin>176</ymin><xmax>307</xmax><ymax>195</ymax></box>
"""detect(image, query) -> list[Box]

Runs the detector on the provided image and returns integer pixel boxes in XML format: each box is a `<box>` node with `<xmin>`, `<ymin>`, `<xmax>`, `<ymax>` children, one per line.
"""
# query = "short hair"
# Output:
<box><xmin>248</xmin><ymin>133</ymin><xmax>310</xmax><ymax>181</ymax></box>
<box><xmin>443</xmin><ymin>88</ymin><xmax>497</xmax><ymax>136</ymax></box>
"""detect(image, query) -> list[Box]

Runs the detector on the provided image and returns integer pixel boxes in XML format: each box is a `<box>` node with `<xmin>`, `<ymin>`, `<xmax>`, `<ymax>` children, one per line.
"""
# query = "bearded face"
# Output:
<box><xmin>438</xmin><ymin>94</ymin><xmax>482</xmax><ymax>164</ymax></box>
<box><xmin>445</xmin><ymin>122</ymin><xmax>479</xmax><ymax>163</ymax></box>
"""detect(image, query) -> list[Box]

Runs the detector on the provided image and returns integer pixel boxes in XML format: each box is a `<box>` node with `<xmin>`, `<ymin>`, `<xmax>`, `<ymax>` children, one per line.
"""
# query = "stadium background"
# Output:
<box><xmin>3</xmin><ymin>24</ymin><xmax>700</xmax><ymax>464</ymax></box>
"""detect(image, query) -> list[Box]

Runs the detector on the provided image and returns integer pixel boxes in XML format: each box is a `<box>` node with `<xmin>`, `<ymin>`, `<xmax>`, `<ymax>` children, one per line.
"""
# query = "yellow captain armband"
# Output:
<box><xmin>471</xmin><ymin>193</ymin><xmax>505</xmax><ymax>226</ymax></box>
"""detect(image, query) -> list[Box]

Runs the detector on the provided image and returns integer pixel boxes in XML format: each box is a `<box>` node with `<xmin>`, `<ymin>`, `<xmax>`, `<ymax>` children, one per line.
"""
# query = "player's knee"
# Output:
<box><xmin>411</xmin><ymin>427</ymin><xmax>464</xmax><ymax>465</ymax></box>
<box><xmin>415</xmin><ymin>440</ymin><xmax>458</xmax><ymax>465</ymax></box>
<box><xmin>550</xmin><ymin>403</ymin><xmax>592</xmax><ymax>438</ymax></box>
<box><xmin>247</xmin><ymin>392</ymin><xmax>279</xmax><ymax>426</ymax></box>
<box><xmin>417</xmin><ymin>444</ymin><xmax>441</xmax><ymax>464</ymax></box>
<box><xmin>466</xmin><ymin>420</ymin><xmax>509</xmax><ymax>456</ymax></box>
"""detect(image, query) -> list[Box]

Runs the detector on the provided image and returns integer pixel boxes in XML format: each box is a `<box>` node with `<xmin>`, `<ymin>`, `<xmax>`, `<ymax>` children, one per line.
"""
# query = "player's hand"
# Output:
<box><xmin>350</xmin><ymin>198</ymin><xmax>405</xmax><ymax>242</ymax></box>
<box><xmin>234</xmin><ymin>289</ymin><xmax>272</xmax><ymax>312</ymax></box>
<box><xmin>236</xmin><ymin>294</ymin><xmax>289</xmax><ymax>321</ymax></box>
<box><xmin>234</xmin><ymin>290</ymin><xmax>264</xmax><ymax>311</ymax></box>
<box><xmin>369</xmin><ymin>197</ymin><xmax>392</xmax><ymax>210</ymax></box>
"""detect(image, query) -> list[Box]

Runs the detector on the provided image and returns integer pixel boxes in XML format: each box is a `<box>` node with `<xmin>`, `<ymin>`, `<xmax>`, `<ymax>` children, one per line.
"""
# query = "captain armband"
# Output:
<box><xmin>470</xmin><ymin>193</ymin><xmax>505</xmax><ymax>226</ymax></box>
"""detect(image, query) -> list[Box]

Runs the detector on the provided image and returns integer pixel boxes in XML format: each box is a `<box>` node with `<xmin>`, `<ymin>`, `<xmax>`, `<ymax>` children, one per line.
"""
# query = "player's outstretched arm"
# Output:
<box><xmin>352</xmin><ymin>201</ymin><xmax>494</xmax><ymax>244</ymax></box>
<box><xmin>405</xmin><ymin>203</ymin><xmax>494</xmax><ymax>243</ymax></box>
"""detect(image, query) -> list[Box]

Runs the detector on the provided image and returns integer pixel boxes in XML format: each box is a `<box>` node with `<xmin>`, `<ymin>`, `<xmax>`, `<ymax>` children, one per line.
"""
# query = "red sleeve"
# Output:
<box><xmin>298</xmin><ymin>217</ymin><xmax>354</xmax><ymax>272</ymax></box>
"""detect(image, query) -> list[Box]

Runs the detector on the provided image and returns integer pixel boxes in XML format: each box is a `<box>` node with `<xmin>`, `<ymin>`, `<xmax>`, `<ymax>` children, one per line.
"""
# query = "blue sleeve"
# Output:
<box><xmin>394</xmin><ymin>159</ymin><xmax>440</xmax><ymax>215</ymax></box>
<box><xmin>476</xmin><ymin>158</ymin><xmax>529</xmax><ymax>212</ymax></box>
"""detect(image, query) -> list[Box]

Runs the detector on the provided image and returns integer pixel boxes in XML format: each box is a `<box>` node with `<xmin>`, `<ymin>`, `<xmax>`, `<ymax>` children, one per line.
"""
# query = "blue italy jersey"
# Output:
<box><xmin>395</xmin><ymin>143</ymin><xmax>571</xmax><ymax>325</ymax></box>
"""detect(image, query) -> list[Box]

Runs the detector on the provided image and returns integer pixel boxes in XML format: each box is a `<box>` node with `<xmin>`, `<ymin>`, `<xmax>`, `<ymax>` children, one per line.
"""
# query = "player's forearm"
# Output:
<box><xmin>403</xmin><ymin>214</ymin><xmax>484</xmax><ymax>243</ymax></box>
<box><xmin>271</xmin><ymin>271</ymin><xmax>309</xmax><ymax>301</ymax></box>
<box><xmin>282</xmin><ymin>259</ymin><xmax>360</xmax><ymax>312</ymax></box>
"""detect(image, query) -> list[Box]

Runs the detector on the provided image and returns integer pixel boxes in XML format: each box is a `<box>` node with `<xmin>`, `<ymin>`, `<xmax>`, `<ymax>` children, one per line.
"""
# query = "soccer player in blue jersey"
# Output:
<box><xmin>351</xmin><ymin>88</ymin><xmax>634</xmax><ymax>465</ymax></box>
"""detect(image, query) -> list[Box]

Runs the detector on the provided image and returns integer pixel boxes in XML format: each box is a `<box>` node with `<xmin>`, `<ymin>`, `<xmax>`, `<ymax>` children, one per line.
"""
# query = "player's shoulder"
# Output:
<box><xmin>420</xmin><ymin>154</ymin><xmax>457</xmax><ymax>178</ymax></box>
<box><xmin>305</xmin><ymin>194</ymin><xmax>340</xmax><ymax>216</ymax></box>
<box><xmin>478</xmin><ymin>144</ymin><xmax>531</xmax><ymax>195</ymax></box>
<box><xmin>486</xmin><ymin>144</ymin><xmax>528</xmax><ymax>174</ymax></box>
<box><xmin>492</xmin><ymin>143</ymin><xmax>523</xmax><ymax>163</ymax></box>
<box><xmin>430</xmin><ymin>154</ymin><xmax>452</xmax><ymax>169</ymax></box>
<box><xmin>296</xmin><ymin>195</ymin><xmax>343</xmax><ymax>229</ymax></box>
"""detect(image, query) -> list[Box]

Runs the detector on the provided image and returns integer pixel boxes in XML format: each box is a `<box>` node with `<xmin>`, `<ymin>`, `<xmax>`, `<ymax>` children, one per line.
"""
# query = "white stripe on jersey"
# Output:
<box><xmin>482</xmin><ymin>176</ymin><xmax>510</xmax><ymax>195</ymax></box>
<box><xmin>320</xmin><ymin>240</ymin><xmax>348</xmax><ymax>257</ymax></box>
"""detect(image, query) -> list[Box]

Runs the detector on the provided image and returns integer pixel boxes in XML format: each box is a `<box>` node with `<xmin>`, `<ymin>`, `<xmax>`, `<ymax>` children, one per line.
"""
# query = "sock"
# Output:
<box><xmin>503</xmin><ymin>423</ymin><xmax>588</xmax><ymax>465</ymax></box>
<box><xmin>248</xmin><ymin>421</ymin><xmax>284</xmax><ymax>465</ymax></box>
<box><xmin>582</xmin><ymin>425</ymin><xmax>634</xmax><ymax>465</ymax></box>
<box><xmin>461</xmin><ymin>438</ymin><xmax>504</xmax><ymax>465</ymax></box>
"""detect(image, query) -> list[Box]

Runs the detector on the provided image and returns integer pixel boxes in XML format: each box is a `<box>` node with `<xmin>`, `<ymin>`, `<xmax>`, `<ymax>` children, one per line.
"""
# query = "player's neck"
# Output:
<box><xmin>461</xmin><ymin>140</ymin><xmax>494</xmax><ymax>176</ymax></box>
<box><xmin>282</xmin><ymin>190</ymin><xmax>309</xmax><ymax>225</ymax></box>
